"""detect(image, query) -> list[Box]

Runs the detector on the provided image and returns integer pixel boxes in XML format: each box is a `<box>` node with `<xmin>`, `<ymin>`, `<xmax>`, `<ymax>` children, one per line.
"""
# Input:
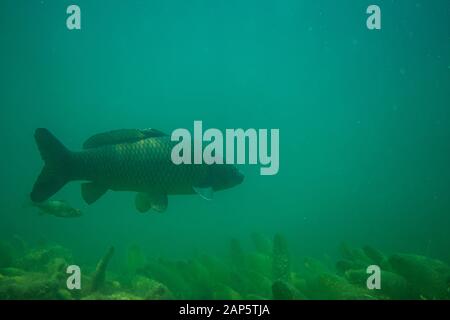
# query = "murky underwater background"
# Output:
<box><xmin>0</xmin><ymin>0</ymin><xmax>449</xmax><ymax>299</ymax></box>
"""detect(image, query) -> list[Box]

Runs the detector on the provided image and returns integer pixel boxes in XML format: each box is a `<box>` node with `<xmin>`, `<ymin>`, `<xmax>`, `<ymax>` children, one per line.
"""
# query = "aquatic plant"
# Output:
<box><xmin>0</xmin><ymin>234</ymin><xmax>449</xmax><ymax>300</ymax></box>
<box><xmin>229</xmin><ymin>238</ymin><xmax>246</xmax><ymax>270</ymax></box>
<box><xmin>363</xmin><ymin>245</ymin><xmax>386</xmax><ymax>266</ymax></box>
<box><xmin>90</xmin><ymin>246</ymin><xmax>115</xmax><ymax>292</ymax></box>
<box><xmin>0</xmin><ymin>242</ymin><xmax>14</xmax><ymax>269</ymax></box>
<box><xmin>9</xmin><ymin>235</ymin><xmax>27</xmax><ymax>258</ymax></box>
<box><xmin>126</xmin><ymin>244</ymin><xmax>146</xmax><ymax>275</ymax></box>
<box><xmin>212</xmin><ymin>284</ymin><xmax>242</xmax><ymax>300</ymax></box>
<box><xmin>82</xmin><ymin>292</ymin><xmax>142</xmax><ymax>300</ymax></box>
<box><xmin>305</xmin><ymin>273</ymin><xmax>377</xmax><ymax>300</ymax></box>
<box><xmin>272</xmin><ymin>280</ymin><xmax>294</xmax><ymax>300</ymax></box>
<box><xmin>345</xmin><ymin>269</ymin><xmax>412</xmax><ymax>299</ymax></box>
<box><xmin>131</xmin><ymin>275</ymin><xmax>173</xmax><ymax>299</ymax></box>
<box><xmin>272</xmin><ymin>234</ymin><xmax>291</xmax><ymax>282</ymax></box>
<box><xmin>336</xmin><ymin>259</ymin><xmax>359</xmax><ymax>274</ymax></box>
<box><xmin>303</xmin><ymin>257</ymin><xmax>330</xmax><ymax>275</ymax></box>
<box><xmin>16</xmin><ymin>244</ymin><xmax>72</xmax><ymax>272</ymax></box>
<box><xmin>339</xmin><ymin>242</ymin><xmax>372</xmax><ymax>266</ymax></box>
<box><xmin>389</xmin><ymin>253</ymin><xmax>450</xmax><ymax>299</ymax></box>
<box><xmin>138</xmin><ymin>260</ymin><xmax>190</xmax><ymax>298</ymax></box>
<box><xmin>251</xmin><ymin>233</ymin><xmax>272</xmax><ymax>256</ymax></box>
<box><xmin>247</xmin><ymin>252</ymin><xmax>271</xmax><ymax>277</ymax></box>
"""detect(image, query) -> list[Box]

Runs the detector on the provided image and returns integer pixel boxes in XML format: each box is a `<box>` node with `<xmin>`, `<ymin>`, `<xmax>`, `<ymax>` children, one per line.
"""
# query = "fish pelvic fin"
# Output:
<box><xmin>135</xmin><ymin>192</ymin><xmax>168</xmax><ymax>213</ymax></box>
<box><xmin>30</xmin><ymin>128</ymin><xmax>72</xmax><ymax>203</ymax></box>
<box><xmin>193</xmin><ymin>186</ymin><xmax>214</xmax><ymax>200</ymax></box>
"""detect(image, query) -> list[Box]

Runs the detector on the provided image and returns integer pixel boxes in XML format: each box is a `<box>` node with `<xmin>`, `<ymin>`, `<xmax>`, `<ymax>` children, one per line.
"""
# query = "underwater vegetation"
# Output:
<box><xmin>0</xmin><ymin>234</ymin><xmax>449</xmax><ymax>300</ymax></box>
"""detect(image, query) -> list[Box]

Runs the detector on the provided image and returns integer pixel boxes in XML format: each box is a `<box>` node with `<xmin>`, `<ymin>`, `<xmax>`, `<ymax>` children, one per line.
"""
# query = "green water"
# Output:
<box><xmin>0</xmin><ymin>0</ymin><xmax>449</xmax><ymax>299</ymax></box>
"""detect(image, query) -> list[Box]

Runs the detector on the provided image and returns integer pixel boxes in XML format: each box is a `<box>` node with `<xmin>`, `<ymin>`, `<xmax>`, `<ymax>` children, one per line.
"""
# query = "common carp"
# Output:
<box><xmin>30</xmin><ymin>128</ymin><xmax>244</xmax><ymax>212</ymax></box>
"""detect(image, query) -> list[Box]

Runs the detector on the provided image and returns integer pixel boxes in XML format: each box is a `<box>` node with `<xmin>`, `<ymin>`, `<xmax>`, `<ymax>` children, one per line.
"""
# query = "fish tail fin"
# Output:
<box><xmin>30</xmin><ymin>128</ymin><xmax>72</xmax><ymax>202</ymax></box>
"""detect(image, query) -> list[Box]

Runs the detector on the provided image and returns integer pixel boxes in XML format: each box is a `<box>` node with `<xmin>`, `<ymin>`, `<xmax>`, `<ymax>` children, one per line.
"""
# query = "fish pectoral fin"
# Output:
<box><xmin>135</xmin><ymin>192</ymin><xmax>168</xmax><ymax>213</ymax></box>
<box><xmin>140</xmin><ymin>128</ymin><xmax>169</xmax><ymax>138</ymax></box>
<box><xmin>193</xmin><ymin>186</ymin><xmax>214</xmax><ymax>201</ymax></box>
<box><xmin>81</xmin><ymin>182</ymin><xmax>108</xmax><ymax>205</ymax></box>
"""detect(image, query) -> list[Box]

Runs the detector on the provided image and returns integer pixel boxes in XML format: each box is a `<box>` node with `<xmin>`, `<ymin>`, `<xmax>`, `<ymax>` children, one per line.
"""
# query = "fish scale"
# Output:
<box><xmin>71</xmin><ymin>137</ymin><xmax>208</xmax><ymax>194</ymax></box>
<box><xmin>30</xmin><ymin>128</ymin><xmax>243</xmax><ymax>211</ymax></box>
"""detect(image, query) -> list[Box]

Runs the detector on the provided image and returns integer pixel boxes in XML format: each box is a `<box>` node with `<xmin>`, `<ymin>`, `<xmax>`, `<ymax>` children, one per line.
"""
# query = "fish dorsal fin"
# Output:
<box><xmin>140</xmin><ymin>128</ymin><xmax>168</xmax><ymax>138</ymax></box>
<box><xmin>83</xmin><ymin>128</ymin><xmax>167</xmax><ymax>149</ymax></box>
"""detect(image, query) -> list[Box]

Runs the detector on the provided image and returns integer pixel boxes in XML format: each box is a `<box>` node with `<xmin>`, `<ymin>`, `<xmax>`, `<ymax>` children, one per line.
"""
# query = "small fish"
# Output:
<box><xmin>32</xmin><ymin>200</ymin><xmax>82</xmax><ymax>218</ymax></box>
<box><xmin>30</xmin><ymin>128</ymin><xmax>244</xmax><ymax>212</ymax></box>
